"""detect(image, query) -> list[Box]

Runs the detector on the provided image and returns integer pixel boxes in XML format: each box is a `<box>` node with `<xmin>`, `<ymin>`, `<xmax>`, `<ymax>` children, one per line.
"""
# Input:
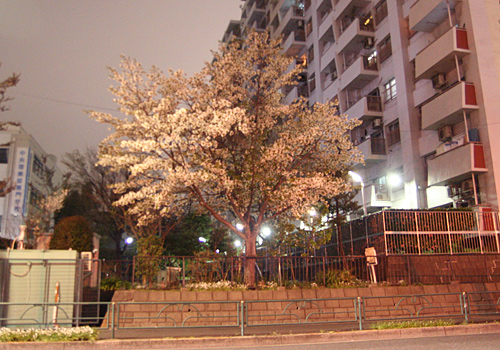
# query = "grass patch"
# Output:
<box><xmin>0</xmin><ymin>326</ymin><xmax>98</xmax><ymax>342</ymax></box>
<box><xmin>370</xmin><ymin>319</ymin><xmax>454</xmax><ymax>330</ymax></box>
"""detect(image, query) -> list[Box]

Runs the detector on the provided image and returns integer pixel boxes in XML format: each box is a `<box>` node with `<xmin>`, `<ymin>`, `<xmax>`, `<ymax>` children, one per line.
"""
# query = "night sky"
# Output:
<box><xmin>1</xmin><ymin>0</ymin><xmax>242</xmax><ymax>164</ymax></box>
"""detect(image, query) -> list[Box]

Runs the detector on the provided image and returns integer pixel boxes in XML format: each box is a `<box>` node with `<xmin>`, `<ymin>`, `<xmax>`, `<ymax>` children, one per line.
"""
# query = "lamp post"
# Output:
<box><xmin>348</xmin><ymin>171</ymin><xmax>367</xmax><ymax>216</ymax></box>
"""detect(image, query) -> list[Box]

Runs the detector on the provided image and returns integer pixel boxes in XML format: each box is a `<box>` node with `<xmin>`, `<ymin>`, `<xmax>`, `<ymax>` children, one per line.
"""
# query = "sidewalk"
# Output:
<box><xmin>2</xmin><ymin>323</ymin><xmax>500</xmax><ymax>350</ymax></box>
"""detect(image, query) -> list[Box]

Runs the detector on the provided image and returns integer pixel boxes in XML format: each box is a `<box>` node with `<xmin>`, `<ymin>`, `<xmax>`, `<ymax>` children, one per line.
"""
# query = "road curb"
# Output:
<box><xmin>2</xmin><ymin>323</ymin><xmax>500</xmax><ymax>350</ymax></box>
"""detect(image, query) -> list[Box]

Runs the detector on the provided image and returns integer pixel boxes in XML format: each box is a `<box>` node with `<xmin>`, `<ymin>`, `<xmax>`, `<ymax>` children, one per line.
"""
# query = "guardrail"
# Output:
<box><xmin>3</xmin><ymin>290</ymin><xmax>500</xmax><ymax>338</ymax></box>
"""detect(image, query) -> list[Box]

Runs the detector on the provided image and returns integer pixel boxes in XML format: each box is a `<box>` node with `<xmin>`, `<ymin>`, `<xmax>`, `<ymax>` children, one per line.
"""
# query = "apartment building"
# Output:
<box><xmin>0</xmin><ymin>124</ymin><xmax>62</xmax><ymax>242</ymax></box>
<box><xmin>224</xmin><ymin>0</ymin><xmax>500</xmax><ymax>213</ymax></box>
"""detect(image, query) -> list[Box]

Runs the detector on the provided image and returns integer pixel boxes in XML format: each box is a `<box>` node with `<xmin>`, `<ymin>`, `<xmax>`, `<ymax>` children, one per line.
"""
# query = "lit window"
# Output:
<box><xmin>383</xmin><ymin>78</ymin><xmax>397</xmax><ymax>102</ymax></box>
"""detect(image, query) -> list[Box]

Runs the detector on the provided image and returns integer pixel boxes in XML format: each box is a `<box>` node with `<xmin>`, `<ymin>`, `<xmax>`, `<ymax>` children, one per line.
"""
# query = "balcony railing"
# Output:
<box><xmin>427</xmin><ymin>142</ymin><xmax>487</xmax><ymax>186</ymax></box>
<box><xmin>415</xmin><ymin>27</ymin><xmax>470</xmax><ymax>80</ymax></box>
<box><xmin>339</xmin><ymin>16</ymin><xmax>374</xmax><ymax>35</ymax></box>
<box><xmin>421</xmin><ymin>81</ymin><xmax>478</xmax><ymax>130</ymax></box>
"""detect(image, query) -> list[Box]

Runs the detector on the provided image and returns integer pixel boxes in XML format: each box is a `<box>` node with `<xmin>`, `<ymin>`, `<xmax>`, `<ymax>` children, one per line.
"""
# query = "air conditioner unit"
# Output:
<box><xmin>375</xmin><ymin>192</ymin><xmax>389</xmax><ymax>201</ymax></box>
<box><xmin>372</xmin><ymin>118</ymin><xmax>382</xmax><ymax>129</ymax></box>
<box><xmin>363</xmin><ymin>37</ymin><xmax>375</xmax><ymax>49</ymax></box>
<box><xmin>438</xmin><ymin>125</ymin><xmax>453</xmax><ymax>142</ymax></box>
<box><xmin>431</xmin><ymin>74</ymin><xmax>447</xmax><ymax>89</ymax></box>
<box><xmin>462</xmin><ymin>179</ymin><xmax>474</xmax><ymax>194</ymax></box>
<box><xmin>81</xmin><ymin>252</ymin><xmax>92</xmax><ymax>271</ymax></box>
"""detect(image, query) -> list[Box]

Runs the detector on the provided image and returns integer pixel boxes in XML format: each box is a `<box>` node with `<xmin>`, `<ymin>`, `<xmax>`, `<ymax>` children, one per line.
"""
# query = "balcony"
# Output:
<box><xmin>356</xmin><ymin>137</ymin><xmax>387</xmax><ymax>163</ymax></box>
<box><xmin>340</xmin><ymin>55</ymin><xmax>378</xmax><ymax>90</ymax></box>
<box><xmin>283</xmin><ymin>84</ymin><xmax>309</xmax><ymax>105</ymax></box>
<box><xmin>334</xmin><ymin>0</ymin><xmax>371</xmax><ymax>21</ymax></box>
<box><xmin>320</xmin><ymin>41</ymin><xmax>336</xmax><ymax>72</ymax></box>
<box><xmin>274</xmin><ymin>6</ymin><xmax>304</xmax><ymax>38</ymax></box>
<box><xmin>243</xmin><ymin>0</ymin><xmax>267</xmax><ymax>29</ymax></box>
<box><xmin>345</xmin><ymin>96</ymin><xmax>383</xmax><ymax>121</ymax></box>
<box><xmin>282</xmin><ymin>30</ymin><xmax>306</xmax><ymax>56</ymax></box>
<box><xmin>415</xmin><ymin>27</ymin><xmax>470</xmax><ymax>80</ymax></box>
<box><xmin>421</xmin><ymin>82</ymin><xmax>479</xmax><ymax>130</ymax></box>
<box><xmin>353</xmin><ymin>184</ymin><xmax>391</xmax><ymax>209</ymax></box>
<box><xmin>337</xmin><ymin>17</ymin><xmax>375</xmax><ymax>54</ymax></box>
<box><xmin>427</xmin><ymin>142</ymin><xmax>487</xmax><ymax>186</ymax></box>
<box><xmin>409</xmin><ymin>0</ymin><xmax>459</xmax><ymax>32</ymax></box>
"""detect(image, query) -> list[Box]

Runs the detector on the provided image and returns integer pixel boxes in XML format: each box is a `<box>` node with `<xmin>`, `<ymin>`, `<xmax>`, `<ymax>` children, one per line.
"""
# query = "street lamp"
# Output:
<box><xmin>348</xmin><ymin>171</ymin><xmax>367</xmax><ymax>216</ymax></box>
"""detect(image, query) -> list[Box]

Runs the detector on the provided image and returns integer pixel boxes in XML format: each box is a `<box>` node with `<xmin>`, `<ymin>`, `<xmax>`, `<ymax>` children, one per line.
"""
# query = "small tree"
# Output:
<box><xmin>91</xmin><ymin>32</ymin><xmax>361</xmax><ymax>285</ymax></box>
<box><xmin>135</xmin><ymin>235</ymin><xmax>163</xmax><ymax>287</ymax></box>
<box><xmin>329</xmin><ymin>185</ymin><xmax>361</xmax><ymax>258</ymax></box>
<box><xmin>50</xmin><ymin>215</ymin><xmax>93</xmax><ymax>252</ymax></box>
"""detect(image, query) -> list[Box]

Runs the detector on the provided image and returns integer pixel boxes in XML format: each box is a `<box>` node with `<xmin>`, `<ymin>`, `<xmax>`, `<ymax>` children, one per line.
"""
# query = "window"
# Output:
<box><xmin>374</xmin><ymin>0</ymin><xmax>388</xmax><ymax>25</ymax></box>
<box><xmin>33</xmin><ymin>155</ymin><xmax>45</xmax><ymax>178</ymax></box>
<box><xmin>386</xmin><ymin>120</ymin><xmax>401</xmax><ymax>146</ymax></box>
<box><xmin>305</xmin><ymin>18</ymin><xmax>313</xmax><ymax>37</ymax></box>
<box><xmin>377</xmin><ymin>35</ymin><xmax>392</xmax><ymax>64</ymax></box>
<box><xmin>383</xmin><ymin>78</ymin><xmax>397</xmax><ymax>102</ymax></box>
<box><xmin>308</xmin><ymin>73</ymin><xmax>316</xmax><ymax>93</ymax></box>
<box><xmin>307</xmin><ymin>45</ymin><xmax>314</xmax><ymax>63</ymax></box>
<box><xmin>0</xmin><ymin>149</ymin><xmax>8</xmax><ymax>163</ymax></box>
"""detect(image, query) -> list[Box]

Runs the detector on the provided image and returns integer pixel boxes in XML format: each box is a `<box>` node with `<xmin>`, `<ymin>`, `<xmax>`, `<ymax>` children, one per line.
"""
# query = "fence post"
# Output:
<box><xmin>383</xmin><ymin>212</ymin><xmax>388</xmax><ymax>255</ymax></box>
<box><xmin>240</xmin><ymin>301</ymin><xmax>245</xmax><ymax>336</ymax></box>
<box><xmin>494</xmin><ymin>212</ymin><xmax>500</xmax><ymax>253</ymax></box>
<box><xmin>463</xmin><ymin>292</ymin><xmax>469</xmax><ymax>324</ymax></box>
<box><xmin>415</xmin><ymin>212</ymin><xmax>421</xmax><ymax>255</ymax></box>
<box><xmin>182</xmin><ymin>257</ymin><xmax>186</xmax><ymax>288</ymax></box>
<box><xmin>446</xmin><ymin>212</ymin><xmax>453</xmax><ymax>254</ymax></box>
<box><xmin>477</xmin><ymin>212</ymin><xmax>484</xmax><ymax>254</ymax></box>
<box><xmin>132</xmin><ymin>256</ymin><xmax>136</xmax><ymax>285</ymax></box>
<box><xmin>111</xmin><ymin>302</ymin><xmax>116</xmax><ymax>339</ymax></box>
<box><xmin>357</xmin><ymin>297</ymin><xmax>363</xmax><ymax>330</ymax></box>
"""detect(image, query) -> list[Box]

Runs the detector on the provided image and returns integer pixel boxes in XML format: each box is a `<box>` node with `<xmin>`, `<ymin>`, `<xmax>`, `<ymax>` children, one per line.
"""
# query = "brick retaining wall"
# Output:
<box><xmin>104</xmin><ymin>282</ymin><xmax>500</xmax><ymax>328</ymax></box>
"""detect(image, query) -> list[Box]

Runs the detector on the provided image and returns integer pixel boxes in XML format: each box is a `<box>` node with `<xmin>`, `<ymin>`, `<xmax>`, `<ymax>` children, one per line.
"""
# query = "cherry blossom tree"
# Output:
<box><xmin>90</xmin><ymin>32</ymin><xmax>361</xmax><ymax>285</ymax></box>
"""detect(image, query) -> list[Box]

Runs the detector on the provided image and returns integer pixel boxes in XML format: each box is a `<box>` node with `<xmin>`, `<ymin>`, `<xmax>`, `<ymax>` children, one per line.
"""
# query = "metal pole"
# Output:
<box><xmin>240</xmin><ymin>301</ymin><xmax>245</xmax><ymax>336</ymax></box>
<box><xmin>361</xmin><ymin>182</ymin><xmax>367</xmax><ymax>216</ymax></box>
<box><xmin>111</xmin><ymin>302</ymin><xmax>116</xmax><ymax>339</ymax></box>
<box><xmin>415</xmin><ymin>212</ymin><xmax>421</xmax><ymax>255</ymax></box>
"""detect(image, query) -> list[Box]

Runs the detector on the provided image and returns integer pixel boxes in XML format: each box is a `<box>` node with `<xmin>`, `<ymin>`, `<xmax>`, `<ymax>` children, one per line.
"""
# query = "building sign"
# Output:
<box><xmin>4</xmin><ymin>147</ymin><xmax>30</xmax><ymax>240</ymax></box>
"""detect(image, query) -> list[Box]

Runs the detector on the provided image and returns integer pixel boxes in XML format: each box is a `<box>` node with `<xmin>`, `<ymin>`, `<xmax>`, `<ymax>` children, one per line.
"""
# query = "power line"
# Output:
<box><xmin>15</xmin><ymin>92</ymin><xmax>118</xmax><ymax>112</ymax></box>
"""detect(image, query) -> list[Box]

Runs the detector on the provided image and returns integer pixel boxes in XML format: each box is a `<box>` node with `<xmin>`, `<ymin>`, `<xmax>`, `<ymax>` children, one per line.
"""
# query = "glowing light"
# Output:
<box><xmin>125</xmin><ymin>237</ymin><xmax>134</xmax><ymax>245</ymax></box>
<box><xmin>198</xmin><ymin>237</ymin><xmax>207</xmax><ymax>243</ymax></box>
<box><xmin>236</xmin><ymin>223</ymin><xmax>244</xmax><ymax>231</ymax></box>
<box><xmin>388</xmin><ymin>173</ymin><xmax>402</xmax><ymax>187</ymax></box>
<box><xmin>234</xmin><ymin>240</ymin><xmax>241</xmax><ymax>248</ymax></box>
<box><xmin>262</xmin><ymin>226</ymin><xmax>271</xmax><ymax>237</ymax></box>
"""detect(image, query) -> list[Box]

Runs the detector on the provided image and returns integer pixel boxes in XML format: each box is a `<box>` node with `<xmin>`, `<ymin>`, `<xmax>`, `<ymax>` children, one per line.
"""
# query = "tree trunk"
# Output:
<box><xmin>244</xmin><ymin>236</ymin><xmax>257</xmax><ymax>287</ymax></box>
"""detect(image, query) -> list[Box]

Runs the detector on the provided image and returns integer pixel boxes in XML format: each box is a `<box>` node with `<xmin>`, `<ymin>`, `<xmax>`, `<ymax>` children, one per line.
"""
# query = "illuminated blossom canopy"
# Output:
<box><xmin>90</xmin><ymin>32</ymin><xmax>362</xmax><ymax>284</ymax></box>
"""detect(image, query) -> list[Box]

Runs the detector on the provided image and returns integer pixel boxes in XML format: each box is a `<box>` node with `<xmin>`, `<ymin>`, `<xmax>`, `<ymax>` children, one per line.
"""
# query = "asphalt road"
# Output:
<box><xmin>164</xmin><ymin>333</ymin><xmax>500</xmax><ymax>350</ymax></box>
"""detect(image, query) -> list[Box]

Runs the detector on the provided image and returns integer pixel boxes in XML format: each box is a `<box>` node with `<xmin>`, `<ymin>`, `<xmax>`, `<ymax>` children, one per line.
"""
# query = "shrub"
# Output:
<box><xmin>50</xmin><ymin>215</ymin><xmax>93</xmax><ymax>252</ymax></box>
<box><xmin>100</xmin><ymin>277</ymin><xmax>131</xmax><ymax>291</ymax></box>
<box><xmin>315</xmin><ymin>269</ymin><xmax>367</xmax><ymax>288</ymax></box>
<box><xmin>0</xmin><ymin>326</ymin><xmax>98</xmax><ymax>342</ymax></box>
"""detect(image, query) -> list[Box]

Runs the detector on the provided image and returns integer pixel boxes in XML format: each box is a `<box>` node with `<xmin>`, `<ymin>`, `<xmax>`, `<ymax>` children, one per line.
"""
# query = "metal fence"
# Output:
<box><xmin>338</xmin><ymin>209</ymin><xmax>500</xmax><ymax>256</ymax></box>
<box><xmin>0</xmin><ymin>258</ymin><xmax>102</xmax><ymax>327</ymax></box>
<box><xmin>2</xmin><ymin>289</ymin><xmax>500</xmax><ymax>338</ymax></box>
<box><xmin>99</xmin><ymin>253</ymin><xmax>500</xmax><ymax>288</ymax></box>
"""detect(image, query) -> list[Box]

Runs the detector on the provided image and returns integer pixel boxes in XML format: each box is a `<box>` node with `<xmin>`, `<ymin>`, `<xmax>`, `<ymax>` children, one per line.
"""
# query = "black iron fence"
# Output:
<box><xmin>100</xmin><ymin>253</ymin><xmax>500</xmax><ymax>288</ymax></box>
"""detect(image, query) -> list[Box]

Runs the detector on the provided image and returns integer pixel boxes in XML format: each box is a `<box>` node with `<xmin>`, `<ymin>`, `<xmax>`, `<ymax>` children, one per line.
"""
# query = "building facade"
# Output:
<box><xmin>0</xmin><ymin>124</ymin><xmax>62</xmax><ymax>242</ymax></box>
<box><xmin>224</xmin><ymin>0</ymin><xmax>500</xmax><ymax>213</ymax></box>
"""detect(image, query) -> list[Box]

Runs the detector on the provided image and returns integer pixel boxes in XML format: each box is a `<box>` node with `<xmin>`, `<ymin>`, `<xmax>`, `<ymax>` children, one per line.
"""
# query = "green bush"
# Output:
<box><xmin>50</xmin><ymin>215</ymin><xmax>93</xmax><ymax>252</ymax></box>
<box><xmin>100</xmin><ymin>277</ymin><xmax>131</xmax><ymax>291</ymax></box>
<box><xmin>315</xmin><ymin>269</ymin><xmax>366</xmax><ymax>288</ymax></box>
<box><xmin>0</xmin><ymin>326</ymin><xmax>98</xmax><ymax>342</ymax></box>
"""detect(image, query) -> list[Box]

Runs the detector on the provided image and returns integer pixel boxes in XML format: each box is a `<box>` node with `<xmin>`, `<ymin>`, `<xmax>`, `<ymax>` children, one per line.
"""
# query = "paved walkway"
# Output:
<box><xmin>1</xmin><ymin>323</ymin><xmax>500</xmax><ymax>350</ymax></box>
